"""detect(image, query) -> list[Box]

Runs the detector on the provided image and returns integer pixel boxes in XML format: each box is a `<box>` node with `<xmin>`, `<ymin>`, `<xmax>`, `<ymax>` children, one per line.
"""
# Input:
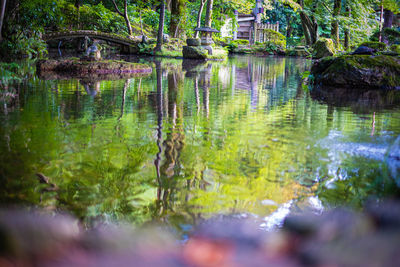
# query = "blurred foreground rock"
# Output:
<box><xmin>1</xmin><ymin>201</ymin><xmax>400</xmax><ymax>267</ymax></box>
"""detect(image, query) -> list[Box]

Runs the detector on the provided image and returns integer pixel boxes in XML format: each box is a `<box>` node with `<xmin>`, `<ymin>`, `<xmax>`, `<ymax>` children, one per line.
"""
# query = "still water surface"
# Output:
<box><xmin>1</xmin><ymin>56</ymin><xmax>400</xmax><ymax>233</ymax></box>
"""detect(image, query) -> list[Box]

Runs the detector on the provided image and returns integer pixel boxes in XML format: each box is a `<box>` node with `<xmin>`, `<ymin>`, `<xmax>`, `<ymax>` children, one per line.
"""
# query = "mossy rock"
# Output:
<box><xmin>186</xmin><ymin>38</ymin><xmax>201</xmax><ymax>46</ymax></box>
<box><xmin>37</xmin><ymin>58</ymin><xmax>152</xmax><ymax>76</ymax></box>
<box><xmin>360</xmin><ymin>41</ymin><xmax>387</xmax><ymax>51</ymax></box>
<box><xmin>312</xmin><ymin>38</ymin><xmax>336</xmax><ymax>59</ymax></box>
<box><xmin>311</xmin><ymin>54</ymin><xmax>400</xmax><ymax>89</ymax></box>
<box><xmin>293</xmin><ymin>46</ymin><xmax>311</xmax><ymax>57</ymax></box>
<box><xmin>182</xmin><ymin>46</ymin><xmax>208</xmax><ymax>59</ymax></box>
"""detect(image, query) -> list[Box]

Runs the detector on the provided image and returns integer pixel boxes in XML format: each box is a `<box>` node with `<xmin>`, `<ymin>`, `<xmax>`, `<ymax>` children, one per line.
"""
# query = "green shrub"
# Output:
<box><xmin>391</xmin><ymin>44</ymin><xmax>400</xmax><ymax>54</ymax></box>
<box><xmin>370</xmin><ymin>28</ymin><xmax>400</xmax><ymax>45</ymax></box>
<box><xmin>213</xmin><ymin>36</ymin><xmax>232</xmax><ymax>46</ymax></box>
<box><xmin>227</xmin><ymin>42</ymin><xmax>239</xmax><ymax>52</ymax></box>
<box><xmin>360</xmin><ymin>41</ymin><xmax>387</xmax><ymax>51</ymax></box>
<box><xmin>0</xmin><ymin>36</ymin><xmax>48</xmax><ymax>60</ymax></box>
<box><xmin>264</xmin><ymin>41</ymin><xmax>279</xmax><ymax>54</ymax></box>
<box><xmin>231</xmin><ymin>39</ymin><xmax>250</xmax><ymax>45</ymax></box>
<box><xmin>263</xmin><ymin>29</ymin><xmax>286</xmax><ymax>48</ymax></box>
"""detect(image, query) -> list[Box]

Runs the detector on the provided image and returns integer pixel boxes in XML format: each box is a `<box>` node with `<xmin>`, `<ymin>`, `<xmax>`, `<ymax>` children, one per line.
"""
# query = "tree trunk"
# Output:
<box><xmin>0</xmin><ymin>0</ymin><xmax>6</xmax><ymax>41</ymax></box>
<box><xmin>140</xmin><ymin>10</ymin><xmax>144</xmax><ymax>35</ymax></box>
<box><xmin>123</xmin><ymin>8</ymin><xmax>133</xmax><ymax>37</ymax></box>
<box><xmin>299</xmin><ymin>11</ymin><xmax>317</xmax><ymax>45</ymax></box>
<box><xmin>75</xmin><ymin>0</ymin><xmax>81</xmax><ymax>29</ymax></box>
<box><xmin>331</xmin><ymin>0</ymin><xmax>341</xmax><ymax>45</ymax></box>
<box><xmin>111</xmin><ymin>0</ymin><xmax>132</xmax><ymax>37</ymax></box>
<box><xmin>194</xmin><ymin>0</ymin><xmax>206</xmax><ymax>38</ymax></box>
<box><xmin>382</xmin><ymin>9</ymin><xmax>394</xmax><ymax>44</ymax></box>
<box><xmin>344</xmin><ymin>6</ymin><xmax>351</xmax><ymax>49</ymax></box>
<box><xmin>204</xmin><ymin>0</ymin><xmax>213</xmax><ymax>28</ymax></box>
<box><xmin>383</xmin><ymin>9</ymin><xmax>394</xmax><ymax>29</ymax></box>
<box><xmin>286</xmin><ymin>14</ymin><xmax>293</xmax><ymax>38</ymax></box>
<box><xmin>155</xmin><ymin>0</ymin><xmax>166</xmax><ymax>52</ymax></box>
<box><xmin>378</xmin><ymin>2</ymin><xmax>383</xmax><ymax>42</ymax></box>
<box><xmin>169</xmin><ymin>0</ymin><xmax>185</xmax><ymax>38</ymax></box>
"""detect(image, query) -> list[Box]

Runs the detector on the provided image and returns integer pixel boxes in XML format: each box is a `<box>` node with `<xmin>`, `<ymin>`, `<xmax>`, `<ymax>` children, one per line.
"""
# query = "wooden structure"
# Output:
<box><xmin>234</xmin><ymin>0</ymin><xmax>279</xmax><ymax>44</ymax></box>
<box><xmin>43</xmin><ymin>30</ymin><xmax>141</xmax><ymax>53</ymax></box>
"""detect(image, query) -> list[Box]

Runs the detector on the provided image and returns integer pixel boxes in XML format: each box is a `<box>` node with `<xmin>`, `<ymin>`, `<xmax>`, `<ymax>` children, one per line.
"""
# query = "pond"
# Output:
<box><xmin>1</xmin><ymin>55</ymin><xmax>400</xmax><ymax>235</ymax></box>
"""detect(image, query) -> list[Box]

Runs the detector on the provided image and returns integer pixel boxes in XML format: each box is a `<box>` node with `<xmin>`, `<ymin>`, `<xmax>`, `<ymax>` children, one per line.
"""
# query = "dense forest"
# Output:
<box><xmin>0</xmin><ymin>0</ymin><xmax>398</xmax><ymax>59</ymax></box>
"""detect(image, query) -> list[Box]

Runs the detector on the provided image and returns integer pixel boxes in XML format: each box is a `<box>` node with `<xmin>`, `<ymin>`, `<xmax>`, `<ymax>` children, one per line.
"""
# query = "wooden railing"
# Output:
<box><xmin>256</xmin><ymin>22</ymin><xmax>279</xmax><ymax>32</ymax></box>
<box><xmin>256</xmin><ymin>23</ymin><xmax>280</xmax><ymax>43</ymax></box>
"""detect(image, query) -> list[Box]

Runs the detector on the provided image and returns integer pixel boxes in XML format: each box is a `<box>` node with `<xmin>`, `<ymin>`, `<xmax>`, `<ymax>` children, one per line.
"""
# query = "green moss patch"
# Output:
<box><xmin>390</xmin><ymin>44</ymin><xmax>400</xmax><ymax>54</ymax></box>
<box><xmin>37</xmin><ymin>58</ymin><xmax>152</xmax><ymax>76</ymax></box>
<box><xmin>311</xmin><ymin>54</ymin><xmax>400</xmax><ymax>89</ymax></box>
<box><xmin>360</xmin><ymin>41</ymin><xmax>387</xmax><ymax>51</ymax></box>
<box><xmin>312</xmin><ymin>38</ymin><xmax>336</xmax><ymax>59</ymax></box>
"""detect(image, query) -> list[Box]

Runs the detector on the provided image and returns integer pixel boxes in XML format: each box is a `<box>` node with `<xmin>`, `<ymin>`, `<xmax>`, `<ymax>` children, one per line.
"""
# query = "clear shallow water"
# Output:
<box><xmin>1</xmin><ymin>56</ymin><xmax>400</xmax><ymax>232</ymax></box>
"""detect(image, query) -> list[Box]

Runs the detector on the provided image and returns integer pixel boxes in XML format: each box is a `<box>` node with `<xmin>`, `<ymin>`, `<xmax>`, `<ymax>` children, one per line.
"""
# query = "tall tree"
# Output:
<box><xmin>155</xmin><ymin>0</ymin><xmax>166</xmax><ymax>52</ymax></box>
<box><xmin>331</xmin><ymin>0</ymin><xmax>342</xmax><ymax>45</ymax></box>
<box><xmin>383</xmin><ymin>8</ymin><xmax>394</xmax><ymax>29</ymax></box>
<box><xmin>296</xmin><ymin>0</ymin><xmax>317</xmax><ymax>45</ymax></box>
<box><xmin>344</xmin><ymin>5</ymin><xmax>351</xmax><ymax>49</ymax></box>
<box><xmin>110</xmin><ymin>0</ymin><xmax>133</xmax><ymax>37</ymax></box>
<box><xmin>204</xmin><ymin>0</ymin><xmax>213</xmax><ymax>27</ymax></box>
<box><xmin>195</xmin><ymin>0</ymin><xmax>207</xmax><ymax>38</ymax></box>
<box><xmin>379</xmin><ymin>0</ymin><xmax>384</xmax><ymax>41</ymax></box>
<box><xmin>169</xmin><ymin>0</ymin><xmax>185</xmax><ymax>38</ymax></box>
<box><xmin>0</xmin><ymin>0</ymin><xmax>6</xmax><ymax>41</ymax></box>
<box><xmin>75</xmin><ymin>0</ymin><xmax>81</xmax><ymax>29</ymax></box>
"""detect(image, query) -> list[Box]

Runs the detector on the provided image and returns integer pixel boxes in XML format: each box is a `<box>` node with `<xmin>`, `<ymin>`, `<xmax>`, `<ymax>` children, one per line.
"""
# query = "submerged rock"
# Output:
<box><xmin>311</xmin><ymin>54</ymin><xmax>400</xmax><ymax>90</ymax></box>
<box><xmin>312</xmin><ymin>38</ymin><xmax>336</xmax><ymax>59</ymax></box>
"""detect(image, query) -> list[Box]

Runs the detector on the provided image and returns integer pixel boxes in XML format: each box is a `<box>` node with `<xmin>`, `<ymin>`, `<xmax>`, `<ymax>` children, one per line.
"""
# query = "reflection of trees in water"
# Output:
<box><xmin>153</xmin><ymin>62</ymin><xmax>186</xmax><ymax>218</ymax></box>
<box><xmin>230</xmin><ymin>56</ymin><xmax>312</xmax><ymax>109</ymax></box>
<box><xmin>152</xmin><ymin>61</ymin><xmax>213</xmax><ymax>226</ymax></box>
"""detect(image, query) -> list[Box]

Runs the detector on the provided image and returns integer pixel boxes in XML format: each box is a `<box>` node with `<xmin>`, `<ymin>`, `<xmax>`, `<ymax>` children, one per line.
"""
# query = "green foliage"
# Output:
<box><xmin>227</xmin><ymin>39</ymin><xmax>249</xmax><ymax>53</ymax></box>
<box><xmin>370</xmin><ymin>28</ymin><xmax>400</xmax><ymax>45</ymax></box>
<box><xmin>213</xmin><ymin>36</ymin><xmax>232</xmax><ymax>46</ymax></box>
<box><xmin>227</xmin><ymin>42</ymin><xmax>239</xmax><ymax>52</ymax></box>
<box><xmin>263</xmin><ymin>29</ymin><xmax>286</xmax><ymax>48</ymax></box>
<box><xmin>264</xmin><ymin>41</ymin><xmax>280</xmax><ymax>54</ymax></box>
<box><xmin>264</xmin><ymin>1</ymin><xmax>302</xmax><ymax>38</ymax></box>
<box><xmin>138</xmin><ymin>43</ymin><xmax>155</xmax><ymax>55</ymax></box>
<box><xmin>155</xmin><ymin>49</ymin><xmax>183</xmax><ymax>58</ymax></box>
<box><xmin>360</xmin><ymin>41</ymin><xmax>387</xmax><ymax>51</ymax></box>
<box><xmin>0</xmin><ymin>62</ymin><xmax>35</xmax><ymax>108</ymax></box>
<box><xmin>390</xmin><ymin>44</ymin><xmax>400</xmax><ymax>54</ymax></box>
<box><xmin>0</xmin><ymin>63</ymin><xmax>23</xmax><ymax>85</ymax></box>
<box><xmin>0</xmin><ymin>36</ymin><xmax>48</xmax><ymax>60</ymax></box>
<box><xmin>286</xmin><ymin>37</ymin><xmax>302</xmax><ymax>47</ymax></box>
<box><xmin>207</xmin><ymin>48</ymin><xmax>229</xmax><ymax>60</ymax></box>
<box><xmin>231</xmin><ymin>39</ymin><xmax>250</xmax><ymax>45</ymax></box>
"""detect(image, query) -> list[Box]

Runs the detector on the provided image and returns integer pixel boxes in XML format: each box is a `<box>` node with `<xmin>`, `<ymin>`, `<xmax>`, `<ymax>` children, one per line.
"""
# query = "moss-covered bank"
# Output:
<box><xmin>37</xmin><ymin>59</ymin><xmax>152</xmax><ymax>76</ymax></box>
<box><xmin>311</xmin><ymin>54</ymin><xmax>400</xmax><ymax>90</ymax></box>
